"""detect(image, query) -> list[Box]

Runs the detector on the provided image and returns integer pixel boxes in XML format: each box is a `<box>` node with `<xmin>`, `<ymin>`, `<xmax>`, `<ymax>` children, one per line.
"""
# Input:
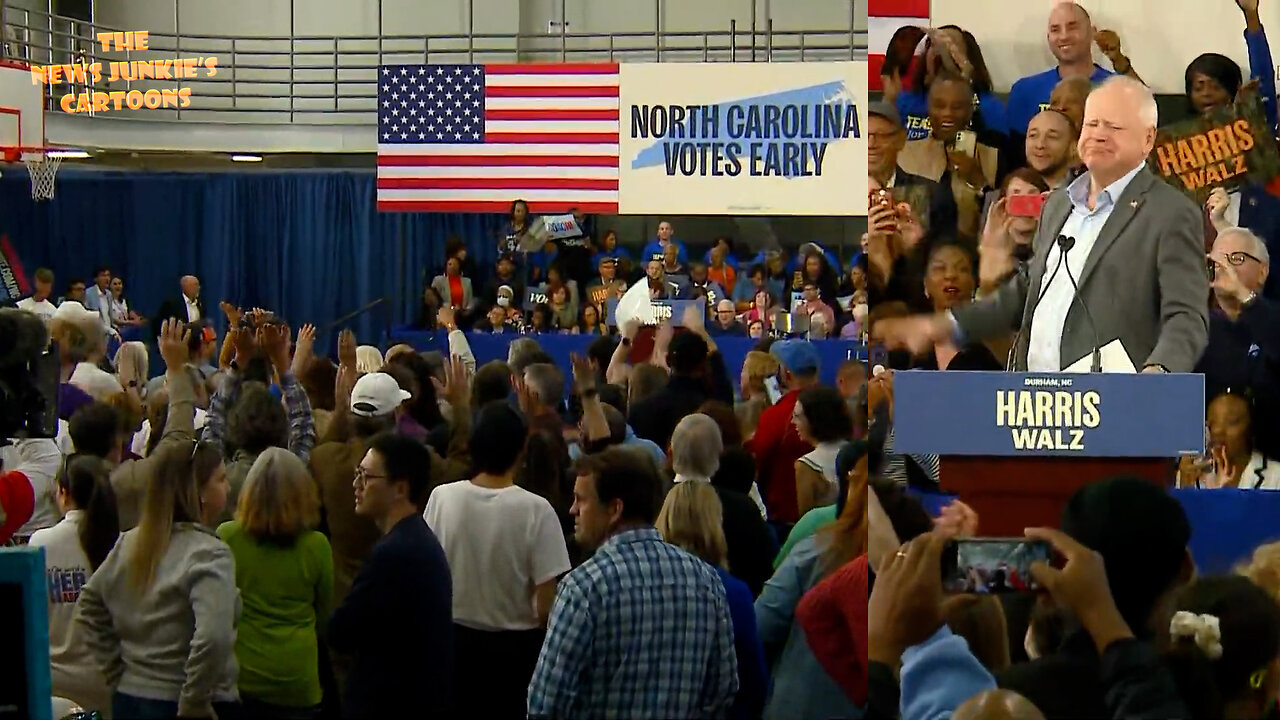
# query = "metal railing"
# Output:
<box><xmin>1</xmin><ymin>1</ymin><xmax>867</xmax><ymax>125</ymax></box>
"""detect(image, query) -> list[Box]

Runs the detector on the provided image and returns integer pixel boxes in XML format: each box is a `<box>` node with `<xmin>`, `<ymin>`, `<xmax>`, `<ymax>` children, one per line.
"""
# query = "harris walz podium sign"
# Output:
<box><xmin>893</xmin><ymin>371</ymin><xmax>1205</xmax><ymax>458</ymax></box>
<box><xmin>1149</xmin><ymin>95</ymin><xmax>1280</xmax><ymax>204</ymax></box>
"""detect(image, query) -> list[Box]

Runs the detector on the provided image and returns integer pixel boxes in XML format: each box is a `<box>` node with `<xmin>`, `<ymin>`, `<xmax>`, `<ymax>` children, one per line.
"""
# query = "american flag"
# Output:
<box><xmin>376</xmin><ymin>63</ymin><xmax>621</xmax><ymax>213</ymax></box>
<box><xmin>868</xmin><ymin>0</ymin><xmax>931</xmax><ymax>92</ymax></box>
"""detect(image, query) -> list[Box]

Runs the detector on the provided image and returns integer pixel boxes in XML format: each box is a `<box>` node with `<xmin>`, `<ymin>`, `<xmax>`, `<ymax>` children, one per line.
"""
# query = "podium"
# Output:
<box><xmin>893</xmin><ymin>371</ymin><xmax>1206</xmax><ymax>537</ymax></box>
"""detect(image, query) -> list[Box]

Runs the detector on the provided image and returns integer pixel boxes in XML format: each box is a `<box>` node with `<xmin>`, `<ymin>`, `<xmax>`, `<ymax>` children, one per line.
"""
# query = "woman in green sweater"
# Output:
<box><xmin>218</xmin><ymin>447</ymin><xmax>333</xmax><ymax>718</ymax></box>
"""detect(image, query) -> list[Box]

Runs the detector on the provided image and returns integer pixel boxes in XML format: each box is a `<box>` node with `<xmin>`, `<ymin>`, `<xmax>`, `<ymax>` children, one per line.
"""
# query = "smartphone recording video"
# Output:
<box><xmin>1006</xmin><ymin>194</ymin><xmax>1046</xmax><ymax>218</ymax></box>
<box><xmin>942</xmin><ymin>539</ymin><xmax>1051</xmax><ymax>594</ymax></box>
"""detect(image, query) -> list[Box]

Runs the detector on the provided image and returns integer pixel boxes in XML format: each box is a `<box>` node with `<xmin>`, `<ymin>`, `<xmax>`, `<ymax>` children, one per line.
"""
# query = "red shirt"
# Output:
<box><xmin>746</xmin><ymin>389</ymin><xmax>812</xmax><ymax>524</ymax></box>
<box><xmin>797</xmin><ymin>555</ymin><xmax>868</xmax><ymax>707</ymax></box>
<box><xmin>0</xmin><ymin>470</ymin><xmax>35</xmax><ymax>544</ymax></box>
<box><xmin>448</xmin><ymin>275</ymin><xmax>464</xmax><ymax>308</ymax></box>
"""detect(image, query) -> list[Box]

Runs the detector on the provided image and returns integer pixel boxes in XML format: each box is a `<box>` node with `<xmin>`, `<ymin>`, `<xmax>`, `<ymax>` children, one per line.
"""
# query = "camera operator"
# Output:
<box><xmin>0</xmin><ymin>308</ymin><xmax>63</xmax><ymax>544</ymax></box>
<box><xmin>0</xmin><ymin>437</ymin><xmax>61</xmax><ymax>545</ymax></box>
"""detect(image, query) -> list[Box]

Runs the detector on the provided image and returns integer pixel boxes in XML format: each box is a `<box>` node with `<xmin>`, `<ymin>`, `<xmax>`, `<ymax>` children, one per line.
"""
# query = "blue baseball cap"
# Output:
<box><xmin>770</xmin><ymin>340</ymin><xmax>821</xmax><ymax>375</ymax></box>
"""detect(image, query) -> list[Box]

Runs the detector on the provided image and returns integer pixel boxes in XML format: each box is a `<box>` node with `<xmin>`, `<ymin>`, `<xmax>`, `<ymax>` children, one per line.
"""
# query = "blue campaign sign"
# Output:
<box><xmin>893</xmin><ymin>371</ymin><xmax>1206</xmax><ymax>458</ymax></box>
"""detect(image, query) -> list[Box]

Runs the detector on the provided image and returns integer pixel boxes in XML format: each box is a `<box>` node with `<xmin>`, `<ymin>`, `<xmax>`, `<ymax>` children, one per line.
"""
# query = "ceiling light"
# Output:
<box><xmin>231</xmin><ymin>154</ymin><xmax>262</xmax><ymax>162</ymax></box>
<box><xmin>47</xmin><ymin>149</ymin><xmax>90</xmax><ymax>159</ymax></box>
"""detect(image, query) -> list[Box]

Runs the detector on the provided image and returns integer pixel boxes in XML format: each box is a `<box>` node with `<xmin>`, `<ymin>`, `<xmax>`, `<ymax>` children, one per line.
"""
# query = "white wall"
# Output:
<box><xmin>933</xmin><ymin>0</ymin><xmax>1277</xmax><ymax>95</ymax></box>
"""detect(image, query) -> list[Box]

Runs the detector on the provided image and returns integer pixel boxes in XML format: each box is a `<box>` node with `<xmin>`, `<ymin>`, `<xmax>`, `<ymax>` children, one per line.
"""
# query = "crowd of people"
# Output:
<box><xmin>413</xmin><ymin>208</ymin><xmax>869</xmax><ymax>342</ymax></box>
<box><xmin>0</xmin><ymin>225</ymin><xmax>866</xmax><ymax>719</ymax></box>
<box><xmin>863</xmin><ymin>0</ymin><xmax>1280</xmax><ymax>718</ymax></box>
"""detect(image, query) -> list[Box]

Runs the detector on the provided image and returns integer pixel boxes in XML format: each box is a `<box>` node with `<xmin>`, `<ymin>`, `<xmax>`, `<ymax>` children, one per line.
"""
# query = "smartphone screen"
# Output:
<box><xmin>941</xmin><ymin>538</ymin><xmax>1051</xmax><ymax>594</ymax></box>
<box><xmin>1006</xmin><ymin>194</ymin><xmax>1046</xmax><ymax>218</ymax></box>
<box><xmin>763</xmin><ymin>376</ymin><xmax>782</xmax><ymax>405</ymax></box>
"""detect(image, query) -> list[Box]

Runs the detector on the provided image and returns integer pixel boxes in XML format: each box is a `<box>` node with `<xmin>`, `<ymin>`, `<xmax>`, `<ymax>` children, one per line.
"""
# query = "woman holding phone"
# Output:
<box><xmin>898</xmin><ymin>71</ymin><xmax>1001</xmax><ymax>240</ymax></box>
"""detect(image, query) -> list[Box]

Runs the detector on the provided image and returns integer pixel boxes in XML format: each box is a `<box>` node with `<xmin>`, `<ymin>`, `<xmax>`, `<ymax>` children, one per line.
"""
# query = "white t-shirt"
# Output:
<box><xmin>424</xmin><ymin>480</ymin><xmax>571</xmax><ymax>631</ymax></box>
<box><xmin>17</xmin><ymin>296</ymin><xmax>58</xmax><ymax>325</ymax></box>
<box><xmin>0</xmin><ymin>437</ymin><xmax>62</xmax><ymax>536</ymax></box>
<box><xmin>69</xmin><ymin>362</ymin><xmax>123</xmax><ymax>402</ymax></box>
<box><xmin>29</xmin><ymin>510</ymin><xmax>112</xmax><ymax>710</ymax></box>
<box><xmin>130</xmin><ymin>410</ymin><xmax>209</xmax><ymax>458</ymax></box>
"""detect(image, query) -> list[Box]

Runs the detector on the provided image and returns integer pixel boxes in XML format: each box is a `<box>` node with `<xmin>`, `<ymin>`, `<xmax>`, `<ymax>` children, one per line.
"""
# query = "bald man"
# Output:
<box><xmin>152</xmin><ymin>274</ymin><xmax>205</xmax><ymax>340</ymax></box>
<box><xmin>954</xmin><ymin>690</ymin><xmax>1046</xmax><ymax>720</ymax></box>
<box><xmin>1006</xmin><ymin>3</ymin><xmax>1143</xmax><ymax>139</ymax></box>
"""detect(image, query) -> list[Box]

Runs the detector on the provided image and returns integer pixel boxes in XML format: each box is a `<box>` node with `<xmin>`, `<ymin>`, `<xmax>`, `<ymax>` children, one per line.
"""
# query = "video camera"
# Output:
<box><xmin>0</xmin><ymin>307</ymin><xmax>59</xmax><ymax>442</ymax></box>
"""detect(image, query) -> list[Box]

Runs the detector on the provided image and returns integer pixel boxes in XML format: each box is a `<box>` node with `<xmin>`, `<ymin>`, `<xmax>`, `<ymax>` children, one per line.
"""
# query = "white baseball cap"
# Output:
<box><xmin>350</xmin><ymin>372</ymin><xmax>412</xmax><ymax>417</ymax></box>
<box><xmin>52</xmin><ymin>300</ymin><xmax>101</xmax><ymax>326</ymax></box>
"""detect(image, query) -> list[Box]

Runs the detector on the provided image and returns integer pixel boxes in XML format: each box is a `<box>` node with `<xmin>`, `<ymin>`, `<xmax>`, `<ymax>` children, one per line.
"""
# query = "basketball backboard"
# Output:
<box><xmin>0</xmin><ymin>58</ymin><xmax>45</xmax><ymax>162</ymax></box>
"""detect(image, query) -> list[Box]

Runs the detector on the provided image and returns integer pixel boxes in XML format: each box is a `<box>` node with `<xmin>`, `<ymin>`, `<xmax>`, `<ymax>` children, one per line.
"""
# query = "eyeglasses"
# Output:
<box><xmin>354</xmin><ymin>467</ymin><xmax>388</xmax><ymax>486</ymax></box>
<box><xmin>1219</xmin><ymin>251</ymin><xmax>1263</xmax><ymax>266</ymax></box>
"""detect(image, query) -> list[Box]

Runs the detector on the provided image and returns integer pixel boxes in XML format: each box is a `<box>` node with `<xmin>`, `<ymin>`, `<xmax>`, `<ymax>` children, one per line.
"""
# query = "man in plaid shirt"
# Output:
<box><xmin>527</xmin><ymin>447</ymin><xmax>739</xmax><ymax>720</ymax></box>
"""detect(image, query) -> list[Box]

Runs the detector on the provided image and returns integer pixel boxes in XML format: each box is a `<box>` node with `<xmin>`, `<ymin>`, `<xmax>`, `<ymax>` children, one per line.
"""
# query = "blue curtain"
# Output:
<box><xmin>0</xmin><ymin>169</ymin><xmax>503</xmax><ymax>346</ymax></box>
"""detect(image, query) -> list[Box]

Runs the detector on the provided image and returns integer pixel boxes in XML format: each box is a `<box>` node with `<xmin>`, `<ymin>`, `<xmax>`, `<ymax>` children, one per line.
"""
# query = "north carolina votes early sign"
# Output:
<box><xmin>617</xmin><ymin>62</ymin><xmax>868</xmax><ymax>216</ymax></box>
<box><xmin>1149</xmin><ymin>95</ymin><xmax>1280</xmax><ymax>203</ymax></box>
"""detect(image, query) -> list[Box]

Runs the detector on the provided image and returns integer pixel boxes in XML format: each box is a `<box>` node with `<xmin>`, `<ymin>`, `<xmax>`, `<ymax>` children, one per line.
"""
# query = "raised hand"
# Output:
<box><xmin>1209</xmin><ymin>252</ymin><xmax>1252</xmax><ymax>303</ymax></box>
<box><xmin>933</xmin><ymin>499</ymin><xmax>979</xmax><ymax>538</ymax></box>
<box><xmin>1207</xmin><ymin>444</ymin><xmax>1238</xmax><ymax>489</ymax></box>
<box><xmin>437</xmin><ymin>306</ymin><xmax>457</xmax><ymax>331</ymax></box>
<box><xmin>894</xmin><ymin>202</ymin><xmax>924</xmax><ymax>254</ymax></box>
<box><xmin>1237</xmin><ymin>77</ymin><xmax>1262</xmax><ymax>104</ymax></box>
<box><xmin>158</xmin><ymin>319</ymin><xmax>193</xmax><ymax>374</ymax></box>
<box><xmin>1024</xmin><ymin>526</ymin><xmax>1133</xmax><ymax>652</ymax></box>
<box><xmin>292</xmin><ymin>323</ymin><xmax>316</xmax><ymax>376</ymax></box>
<box><xmin>1237</xmin><ymin>0</ymin><xmax>1260</xmax><ymax>17</ymax></box>
<box><xmin>868</xmin><ymin>533</ymin><xmax>948</xmax><ymax>666</ymax></box>
<box><xmin>443</xmin><ymin>353</ymin><xmax>472</xmax><ymax>410</ymax></box>
<box><xmin>338</xmin><ymin>329</ymin><xmax>358</xmax><ymax>370</ymax></box>
<box><xmin>259</xmin><ymin>323</ymin><xmax>292</xmax><ymax>373</ymax></box>
<box><xmin>681</xmin><ymin>303</ymin><xmax>706</xmax><ymax>335</ymax></box>
<box><xmin>335</xmin><ymin>363</ymin><xmax>357</xmax><ymax>410</ymax></box>
<box><xmin>513</xmin><ymin>370</ymin><xmax>537</xmax><ymax>415</ymax></box>
<box><xmin>569</xmin><ymin>352</ymin><xmax>596</xmax><ymax>395</ymax></box>
<box><xmin>219</xmin><ymin>301</ymin><xmax>243</xmax><ymax>328</ymax></box>
<box><xmin>1093</xmin><ymin>28</ymin><xmax>1123</xmax><ymax>60</ymax></box>
<box><xmin>232</xmin><ymin>326</ymin><xmax>257</xmax><ymax>366</ymax></box>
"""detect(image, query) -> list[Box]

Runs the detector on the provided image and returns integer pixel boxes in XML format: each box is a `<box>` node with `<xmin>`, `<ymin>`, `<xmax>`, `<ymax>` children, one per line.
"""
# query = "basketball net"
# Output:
<box><xmin>23</xmin><ymin>151</ymin><xmax>61</xmax><ymax>201</ymax></box>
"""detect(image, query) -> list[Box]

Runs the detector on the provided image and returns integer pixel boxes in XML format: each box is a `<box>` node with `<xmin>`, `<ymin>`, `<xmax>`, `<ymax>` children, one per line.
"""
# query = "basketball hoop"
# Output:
<box><xmin>24</xmin><ymin>151</ymin><xmax>61</xmax><ymax>201</ymax></box>
<box><xmin>2</xmin><ymin>147</ymin><xmax>61</xmax><ymax>200</ymax></box>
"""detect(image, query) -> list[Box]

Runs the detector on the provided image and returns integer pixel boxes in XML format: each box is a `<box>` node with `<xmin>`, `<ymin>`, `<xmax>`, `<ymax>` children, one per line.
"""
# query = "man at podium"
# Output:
<box><xmin>876</xmin><ymin>76</ymin><xmax>1209</xmax><ymax>373</ymax></box>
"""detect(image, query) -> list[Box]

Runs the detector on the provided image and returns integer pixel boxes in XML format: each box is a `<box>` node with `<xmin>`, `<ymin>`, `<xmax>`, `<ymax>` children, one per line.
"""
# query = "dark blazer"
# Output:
<box><xmin>952</xmin><ymin>167</ymin><xmax>1210</xmax><ymax>372</ymax></box>
<box><xmin>152</xmin><ymin>294</ymin><xmax>204</xmax><ymax>339</ymax></box>
<box><xmin>328</xmin><ymin>514</ymin><xmax>454</xmax><ymax>718</ymax></box>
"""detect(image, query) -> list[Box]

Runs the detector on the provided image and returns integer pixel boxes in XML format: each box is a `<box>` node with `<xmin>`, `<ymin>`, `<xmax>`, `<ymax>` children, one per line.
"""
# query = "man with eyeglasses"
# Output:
<box><xmin>1196</xmin><ymin>227</ymin><xmax>1280</xmax><ymax>458</ymax></box>
<box><xmin>329</xmin><ymin>432</ymin><xmax>454</xmax><ymax>719</ymax></box>
<box><xmin>708</xmin><ymin>299</ymin><xmax>746</xmax><ymax>337</ymax></box>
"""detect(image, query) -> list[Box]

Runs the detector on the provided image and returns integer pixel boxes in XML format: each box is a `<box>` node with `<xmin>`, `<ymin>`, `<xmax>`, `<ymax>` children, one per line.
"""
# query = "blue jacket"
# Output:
<box><xmin>755</xmin><ymin>536</ymin><xmax>862</xmax><ymax>720</ymax></box>
<box><xmin>717</xmin><ymin>566</ymin><xmax>769</xmax><ymax>720</ymax></box>
<box><xmin>900</xmin><ymin>626</ymin><xmax>996</xmax><ymax>720</ymax></box>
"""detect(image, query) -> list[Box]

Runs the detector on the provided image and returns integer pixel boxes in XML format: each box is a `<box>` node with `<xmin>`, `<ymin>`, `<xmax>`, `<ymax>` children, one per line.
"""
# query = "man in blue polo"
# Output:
<box><xmin>1005</xmin><ymin>3</ymin><xmax>1142</xmax><ymax>136</ymax></box>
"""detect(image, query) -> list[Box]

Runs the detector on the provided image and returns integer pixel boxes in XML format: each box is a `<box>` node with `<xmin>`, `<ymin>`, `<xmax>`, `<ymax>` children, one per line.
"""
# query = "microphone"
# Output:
<box><xmin>1007</xmin><ymin>234</ymin><xmax>1071</xmax><ymax>371</ymax></box>
<box><xmin>1057</xmin><ymin>235</ymin><xmax>1104</xmax><ymax>373</ymax></box>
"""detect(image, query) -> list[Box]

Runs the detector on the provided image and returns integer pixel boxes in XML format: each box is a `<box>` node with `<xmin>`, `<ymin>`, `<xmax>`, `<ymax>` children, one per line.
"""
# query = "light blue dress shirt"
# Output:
<box><xmin>1025</xmin><ymin>162</ymin><xmax>1145</xmax><ymax>371</ymax></box>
